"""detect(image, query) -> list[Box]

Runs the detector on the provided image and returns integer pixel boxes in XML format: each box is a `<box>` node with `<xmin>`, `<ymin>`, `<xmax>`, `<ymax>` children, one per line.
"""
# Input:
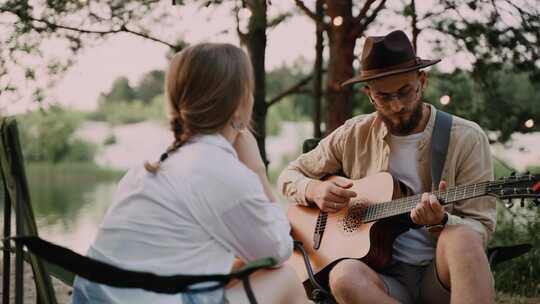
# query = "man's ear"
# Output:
<box><xmin>361</xmin><ymin>85</ymin><xmax>370</xmax><ymax>95</ymax></box>
<box><xmin>419</xmin><ymin>71</ymin><xmax>427</xmax><ymax>90</ymax></box>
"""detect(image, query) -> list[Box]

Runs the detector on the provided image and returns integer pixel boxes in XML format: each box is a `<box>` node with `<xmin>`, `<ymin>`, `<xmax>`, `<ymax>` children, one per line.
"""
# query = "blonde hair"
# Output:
<box><xmin>144</xmin><ymin>43</ymin><xmax>254</xmax><ymax>173</ymax></box>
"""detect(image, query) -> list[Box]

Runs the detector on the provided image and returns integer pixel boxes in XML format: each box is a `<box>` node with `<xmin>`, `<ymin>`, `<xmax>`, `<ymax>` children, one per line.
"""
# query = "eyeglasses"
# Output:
<box><xmin>367</xmin><ymin>83</ymin><xmax>421</xmax><ymax>107</ymax></box>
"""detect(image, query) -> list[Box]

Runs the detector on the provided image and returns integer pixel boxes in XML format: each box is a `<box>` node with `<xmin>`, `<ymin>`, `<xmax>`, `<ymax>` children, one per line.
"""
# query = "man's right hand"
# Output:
<box><xmin>305</xmin><ymin>176</ymin><xmax>357</xmax><ymax>212</ymax></box>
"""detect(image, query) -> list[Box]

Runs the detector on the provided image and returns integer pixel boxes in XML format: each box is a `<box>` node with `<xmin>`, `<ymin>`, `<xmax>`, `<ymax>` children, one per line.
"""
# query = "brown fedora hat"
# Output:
<box><xmin>341</xmin><ymin>30</ymin><xmax>440</xmax><ymax>87</ymax></box>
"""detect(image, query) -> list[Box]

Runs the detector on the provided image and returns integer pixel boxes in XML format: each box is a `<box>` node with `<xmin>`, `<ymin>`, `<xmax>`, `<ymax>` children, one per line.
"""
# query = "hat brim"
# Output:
<box><xmin>341</xmin><ymin>58</ymin><xmax>441</xmax><ymax>87</ymax></box>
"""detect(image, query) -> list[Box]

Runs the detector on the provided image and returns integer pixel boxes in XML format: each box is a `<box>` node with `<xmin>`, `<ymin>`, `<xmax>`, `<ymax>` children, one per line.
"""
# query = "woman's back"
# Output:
<box><xmin>73</xmin><ymin>134</ymin><xmax>292</xmax><ymax>303</ymax></box>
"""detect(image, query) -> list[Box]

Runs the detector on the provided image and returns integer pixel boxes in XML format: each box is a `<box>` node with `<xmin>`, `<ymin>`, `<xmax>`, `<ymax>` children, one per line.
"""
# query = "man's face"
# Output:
<box><xmin>364</xmin><ymin>71</ymin><xmax>426</xmax><ymax>136</ymax></box>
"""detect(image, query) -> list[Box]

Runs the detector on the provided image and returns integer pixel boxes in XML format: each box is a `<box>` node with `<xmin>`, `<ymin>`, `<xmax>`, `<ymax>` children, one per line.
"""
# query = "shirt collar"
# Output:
<box><xmin>191</xmin><ymin>133</ymin><xmax>238</xmax><ymax>159</ymax></box>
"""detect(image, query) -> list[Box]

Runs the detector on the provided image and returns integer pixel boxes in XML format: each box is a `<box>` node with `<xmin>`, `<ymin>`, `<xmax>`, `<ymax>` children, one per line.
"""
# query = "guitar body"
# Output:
<box><xmin>286</xmin><ymin>172</ymin><xmax>413</xmax><ymax>288</ymax></box>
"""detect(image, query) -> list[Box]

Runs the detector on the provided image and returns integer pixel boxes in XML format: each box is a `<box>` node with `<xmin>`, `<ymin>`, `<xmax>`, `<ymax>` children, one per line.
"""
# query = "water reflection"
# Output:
<box><xmin>1</xmin><ymin>163</ymin><xmax>123</xmax><ymax>254</ymax></box>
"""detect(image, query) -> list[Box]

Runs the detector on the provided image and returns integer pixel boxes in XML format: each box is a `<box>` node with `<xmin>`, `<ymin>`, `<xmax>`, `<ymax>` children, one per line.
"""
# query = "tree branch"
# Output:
<box><xmin>294</xmin><ymin>0</ymin><xmax>318</xmax><ymax>22</ymax></box>
<box><xmin>234</xmin><ymin>4</ymin><xmax>248</xmax><ymax>44</ymax></box>
<box><xmin>268</xmin><ymin>12</ymin><xmax>292</xmax><ymax>28</ymax></box>
<box><xmin>267</xmin><ymin>72</ymin><xmax>325</xmax><ymax>107</ymax></box>
<box><xmin>363</xmin><ymin>0</ymin><xmax>387</xmax><ymax>28</ymax></box>
<box><xmin>120</xmin><ymin>25</ymin><xmax>179</xmax><ymax>50</ymax></box>
<box><xmin>294</xmin><ymin>0</ymin><xmax>327</xmax><ymax>30</ymax></box>
<box><xmin>1</xmin><ymin>8</ymin><xmax>178</xmax><ymax>50</ymax></box>
<box><xmin>352</xmin><ymin>0</ymin><xmax>387</xmax><ymax>38</ymax></box>
<box><xmin>352</xmin><ymin>0</ymin><xmax>376</xmax><ymax>26</ymax></box>
<box><xmin>410</xmin><ymin>0</ymin><xmax>420</xmax><ymax>51</ymax></box>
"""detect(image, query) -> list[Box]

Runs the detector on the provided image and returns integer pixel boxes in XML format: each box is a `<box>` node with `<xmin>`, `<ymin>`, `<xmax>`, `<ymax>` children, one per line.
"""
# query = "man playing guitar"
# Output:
<box><xmin>278</xmin><ymin>30</ymin><xmax>496</xmax><ymax>304</ymax></box>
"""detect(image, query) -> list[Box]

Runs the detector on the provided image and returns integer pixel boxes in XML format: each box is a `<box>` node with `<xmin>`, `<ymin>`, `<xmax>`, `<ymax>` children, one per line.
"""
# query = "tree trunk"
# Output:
<box><xmin>324</xmin><ymin>0</ymin><xmax>355</xmax><ymax>134</ymax></box>
<box><xmin>313</xmin><ymin>0</ymin><xmax>324</xmax><ymax>138</ymax></box>
<box><xmin>245</xmin><ymin>0</ymin><xmax>269</xmax><ymax>166</ymax></box>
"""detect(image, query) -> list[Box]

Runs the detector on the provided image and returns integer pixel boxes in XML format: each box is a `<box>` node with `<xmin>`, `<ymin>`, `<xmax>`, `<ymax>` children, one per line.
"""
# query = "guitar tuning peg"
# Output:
<box><xmin>505</xmin><ymin>199</ymin><xmax>514</xmax><ymax>209</ymax></box>
<box><xmin>521</xmin><ymin>198</ymin><xmax>525</xmax><ymax>208</ymax></box>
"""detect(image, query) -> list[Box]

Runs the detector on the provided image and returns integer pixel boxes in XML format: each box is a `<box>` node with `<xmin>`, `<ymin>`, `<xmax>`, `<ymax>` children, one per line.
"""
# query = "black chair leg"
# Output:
<box><xmin>242</xmin><ymin>277</ymin><xmax>258</xmax><ymax>304</ymax></box>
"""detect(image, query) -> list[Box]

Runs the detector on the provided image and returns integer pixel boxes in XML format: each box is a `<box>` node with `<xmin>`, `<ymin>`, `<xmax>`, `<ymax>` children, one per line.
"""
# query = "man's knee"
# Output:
<box><xmin>438</xmin><ymin>225</ymin><xmax>485</xmax><ymax>257</ymax></box>
<box><xmin>328</xmin><ymin>260</ymin><xmax>384</xmax><ymax>297</ymax></box>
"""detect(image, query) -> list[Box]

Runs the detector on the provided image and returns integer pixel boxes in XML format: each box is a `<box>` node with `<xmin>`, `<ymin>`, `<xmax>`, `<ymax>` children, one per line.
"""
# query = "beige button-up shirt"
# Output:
<box><xmin>277</xmin><ymin>104</ymin><xmax>496</xmax><ymax>246</ymax></box>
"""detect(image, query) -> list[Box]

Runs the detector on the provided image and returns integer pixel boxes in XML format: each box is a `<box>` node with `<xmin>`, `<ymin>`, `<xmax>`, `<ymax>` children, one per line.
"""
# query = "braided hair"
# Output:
<box><xmin>144</xmin><ymin>43</ymin><xmax>254</xmax><ymax>173</ymax></box>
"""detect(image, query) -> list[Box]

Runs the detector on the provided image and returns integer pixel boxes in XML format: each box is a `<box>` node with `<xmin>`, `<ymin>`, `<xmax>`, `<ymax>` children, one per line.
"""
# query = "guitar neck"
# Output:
<box><xmin>362</xmin><ymin>181</ymin><xmax>491</xmax><ymax>222</ymax></box>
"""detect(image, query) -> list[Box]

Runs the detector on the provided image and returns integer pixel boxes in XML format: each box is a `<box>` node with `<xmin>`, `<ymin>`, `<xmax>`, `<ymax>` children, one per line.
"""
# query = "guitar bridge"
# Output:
<box><xmin>313</xmin><ymin>211</ymin><xmax>328</xmax><ymax>250</ymax></box>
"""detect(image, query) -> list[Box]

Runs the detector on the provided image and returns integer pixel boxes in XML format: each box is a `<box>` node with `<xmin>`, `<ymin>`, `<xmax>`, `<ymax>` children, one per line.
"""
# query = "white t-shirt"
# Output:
<box><xmin>72</xmin><ymin>134</ymin><xmax>293</xmax><ymax>303</ymax></box>
<box><xmin>387</xmin><ymin>132</ymin><xmax>437</xmax><ymax>266</ymax></box>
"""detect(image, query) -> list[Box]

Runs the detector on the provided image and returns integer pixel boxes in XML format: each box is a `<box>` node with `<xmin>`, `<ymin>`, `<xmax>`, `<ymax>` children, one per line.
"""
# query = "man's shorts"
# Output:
<box><xmin>378</xmin><ymin>260</ymin><xmax>450</xmax><ymax>304</ymax></box>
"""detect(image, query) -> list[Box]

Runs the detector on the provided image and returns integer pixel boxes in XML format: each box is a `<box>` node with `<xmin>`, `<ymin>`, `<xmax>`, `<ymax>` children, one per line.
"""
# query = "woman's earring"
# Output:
<box><xmin>230</xmin><ymin>120</ymin><xmax>245</xmax><ymax>131</ymax></box>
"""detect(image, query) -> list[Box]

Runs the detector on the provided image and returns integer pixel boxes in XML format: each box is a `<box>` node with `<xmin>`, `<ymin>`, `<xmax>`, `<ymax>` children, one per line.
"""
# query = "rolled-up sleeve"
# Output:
<box><xmin>447</xmin><ymin>127</ymin><xmax>497</xmax><ymax>246</ymax></box>
<box><xmin>220</xmin><ymin>193</ymin><xmax>293</xmax><ymax>266</ymax></box>
<box><xmin>277</xmin><ymin>123</ymin><xmax>348</xmax><ymax>206</ymax></box>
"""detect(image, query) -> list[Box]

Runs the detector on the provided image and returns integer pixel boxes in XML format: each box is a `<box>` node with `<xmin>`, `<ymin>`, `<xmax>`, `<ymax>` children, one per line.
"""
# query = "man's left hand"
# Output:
<box><xmin>411</xmin><ymin>181</ymin><xmax>447</xmax><ymax>226</ymax></box>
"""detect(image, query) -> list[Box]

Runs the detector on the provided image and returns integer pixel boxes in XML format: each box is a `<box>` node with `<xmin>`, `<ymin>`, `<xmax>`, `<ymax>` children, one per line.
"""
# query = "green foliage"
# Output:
<box><xmin>422</xmin><ymin>68</ymin><xmax>539</xmax><ymax>142</ymax></box>
<box><xmin>267</xmin><ymin>97</ymin><xmax>310</xmax><ymax>136</ymax></box>
<box><xmin>136</xmin><ymin>70</ymin><xmax>165</xmax><ymax>104</ymax></box>
<box><xmin>490</xmin><ymin>164</ymin><xmax>540</xmax><ymax>296</ymax></box>
<box><xmin>100</xmin><ymin>70</ymin><xmax>166</xmax><ymax>105</ymax></box>
<box><xmin>88</xmin><ymin>95</ymin><xmax>166</xmax><ymax>125</ymax></box>
<box><xmin>100</xmin><ymin>76</ymin><xmax>136</xmax><ymax>104</ymax></box>
<box><xmin>103</xmin><ymin>133</ymin><xmax>117</xmax><ymax>145</ymax></box>
<box><xmin>24</xmin><ymin>162</ymin><xmax>122</xmax><ymax>227</ymax></box>
<box><xmin>432</xmin><ymin>1</ymin><xmax>540</xmax><ymax>82</ymax></box>
<box><xmin>266</xmin><ymin>61</ymin><xmax>314</xmax><ymax>118</ymax></box>
<box><xmin>17</xmin><ymin>105</ymin><xmax>96</xmax><ymax>163</ymax></box>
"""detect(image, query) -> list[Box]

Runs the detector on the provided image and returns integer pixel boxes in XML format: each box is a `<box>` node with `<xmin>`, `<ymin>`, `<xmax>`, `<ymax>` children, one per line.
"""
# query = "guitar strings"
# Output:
<box><xmin>361</xmin><ymin>177</ymin><xmax>532</xmax><ymax>222</ymax></box>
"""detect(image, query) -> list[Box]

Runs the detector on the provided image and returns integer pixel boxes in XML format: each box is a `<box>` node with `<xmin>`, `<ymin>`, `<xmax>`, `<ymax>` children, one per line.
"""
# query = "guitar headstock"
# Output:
<box><xmin>487</xmin><ymin>173</ymin><xmax>540</xmax><ymax>207</ymax></box>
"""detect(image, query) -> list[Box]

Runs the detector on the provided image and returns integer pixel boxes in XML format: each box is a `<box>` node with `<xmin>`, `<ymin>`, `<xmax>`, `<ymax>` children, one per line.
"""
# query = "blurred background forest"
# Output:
<box><xmin>1</xmin><ymin>0</ymin><xmax>540</xmax><ymax>302</ymax></box>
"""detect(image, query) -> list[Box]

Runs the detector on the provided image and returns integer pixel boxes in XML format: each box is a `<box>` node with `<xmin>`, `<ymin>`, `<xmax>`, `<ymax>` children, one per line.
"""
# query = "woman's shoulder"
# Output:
<box><xmin>167</xmin><ymin>139</ymin><xmax>263</xmax><ymax>200</ymax></box>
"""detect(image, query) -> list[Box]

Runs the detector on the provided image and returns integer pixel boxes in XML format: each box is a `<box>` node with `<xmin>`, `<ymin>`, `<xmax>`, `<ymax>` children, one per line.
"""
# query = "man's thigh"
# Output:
<box><xmin>419</xmin><ymin>260</ymin><xmax>450</xmax><ymax>304</ymax></box>
<box><xmin>378</xmin><ymin>260</ymin><xmax>450</xmax><ymax>304</ymax></box>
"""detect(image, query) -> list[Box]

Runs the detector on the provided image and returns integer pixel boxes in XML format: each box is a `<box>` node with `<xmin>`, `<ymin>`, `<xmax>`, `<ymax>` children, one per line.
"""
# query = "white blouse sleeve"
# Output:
<box><xmin>220</xmin><ymin>193</ymin><xmax>293</xmax><ymax>266</ymax></box>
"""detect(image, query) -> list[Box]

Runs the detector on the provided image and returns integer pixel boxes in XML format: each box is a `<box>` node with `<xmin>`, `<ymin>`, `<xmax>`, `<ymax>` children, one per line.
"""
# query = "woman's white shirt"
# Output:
<box><xmin>74</xmin><ymin>133</ymin><xmax>293</xmax><ymax>303</ymax></box>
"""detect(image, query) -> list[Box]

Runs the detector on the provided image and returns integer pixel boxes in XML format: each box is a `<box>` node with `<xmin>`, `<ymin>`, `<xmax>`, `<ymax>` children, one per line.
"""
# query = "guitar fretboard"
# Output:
<box><xmin>361</xmin><ymin>181</ymin><xmax>492</xmax><ymax>222</ymax></box>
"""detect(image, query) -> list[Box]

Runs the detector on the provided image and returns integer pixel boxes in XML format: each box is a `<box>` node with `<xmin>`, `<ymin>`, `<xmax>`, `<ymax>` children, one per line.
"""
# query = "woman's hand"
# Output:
<box><xmin>233</xmin><ymin>130</ymin><xmax>265</xmax><ymax>174</ymax></box>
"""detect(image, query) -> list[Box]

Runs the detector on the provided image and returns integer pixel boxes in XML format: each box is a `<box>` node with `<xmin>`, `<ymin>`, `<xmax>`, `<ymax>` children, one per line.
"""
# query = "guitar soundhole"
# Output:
<box><xmin>339</xmin><ymin>202</ymin><xmax>366</xmax><ymax>234</ymax></box>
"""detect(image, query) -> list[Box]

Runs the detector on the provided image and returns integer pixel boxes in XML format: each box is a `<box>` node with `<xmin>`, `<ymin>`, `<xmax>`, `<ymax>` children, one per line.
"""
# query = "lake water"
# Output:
<box><xmin>1</xmin><ymin>164</ymin><xmax>122</xmax><ymax>254</ymax></box>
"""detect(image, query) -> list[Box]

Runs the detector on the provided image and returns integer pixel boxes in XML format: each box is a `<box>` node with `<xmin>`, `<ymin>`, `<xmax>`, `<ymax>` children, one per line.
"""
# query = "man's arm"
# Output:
<box><xmin>409</xmin><ymin>124</ymin><xmax>496</xmax><ymax>243</ymax></box>
<box><xmin>277</xmin><ymin>122</ymin><xmax>353</xmax><ymax>208</ymax></box>
<box><xmin>446</xmin><ymin>127</ymin><xmax>497</xmax><ymax>246</ymax></box>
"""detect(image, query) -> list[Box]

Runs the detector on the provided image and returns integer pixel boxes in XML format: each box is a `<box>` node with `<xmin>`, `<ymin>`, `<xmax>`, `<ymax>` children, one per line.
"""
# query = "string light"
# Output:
<box><xmin>239</xmin><ymin>8</ymin><xmax>251</xmax><ymax>19</ymax></box>
<box><xmin>524</xmin><ymin>119</ymin><xmax>535</xmax><ymax>129</ymax></box>
<box><xmin>439</xmin><ymin>95</ymin><xmax>451</xmax><ymax>105</ymax></box>
<box><xmin>333</xmin><ymin>16</ymin><xmax>343</xmax><ymax>26</ymax></box>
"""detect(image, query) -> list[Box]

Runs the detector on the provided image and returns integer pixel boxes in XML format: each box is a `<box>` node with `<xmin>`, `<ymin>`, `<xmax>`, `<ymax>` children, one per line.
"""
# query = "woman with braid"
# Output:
<box><xmin>71</xmin><ymin>43</ymin><xmax>306</xmax><ymax>304</ymax></box>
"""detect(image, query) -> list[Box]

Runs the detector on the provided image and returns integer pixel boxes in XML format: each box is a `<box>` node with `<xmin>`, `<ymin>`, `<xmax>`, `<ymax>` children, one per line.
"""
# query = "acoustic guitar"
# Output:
<box><xmin>286</xmin><ymin>172</ymin><xmax>540</xmax><ymax>287</ymax></box>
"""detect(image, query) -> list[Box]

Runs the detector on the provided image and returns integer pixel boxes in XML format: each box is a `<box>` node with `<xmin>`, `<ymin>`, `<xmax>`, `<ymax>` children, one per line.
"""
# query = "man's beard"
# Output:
<box><xmin>379</xmin><ymin>100</ymin><xmax>424</xmax><ymax>136</ymax></box>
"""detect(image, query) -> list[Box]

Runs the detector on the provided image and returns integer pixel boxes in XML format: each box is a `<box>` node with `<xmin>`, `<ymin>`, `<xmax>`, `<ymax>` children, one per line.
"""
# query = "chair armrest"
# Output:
<box><xmin>487</xmin><ymin>243</ymin><xmax>532</xmax><ymax>268</ymax></box>
<box><xmin>231</xmin><ymin>257</ymin><xmax>277</xmax><ymax>278</ymax></box>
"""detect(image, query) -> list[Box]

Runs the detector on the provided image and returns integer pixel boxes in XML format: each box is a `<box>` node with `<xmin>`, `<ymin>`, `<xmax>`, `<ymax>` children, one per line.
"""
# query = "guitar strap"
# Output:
<box><xmin>431</xmin><ymin>110</ymin><xmax>453</xmax><ymax>189</ymax></box>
